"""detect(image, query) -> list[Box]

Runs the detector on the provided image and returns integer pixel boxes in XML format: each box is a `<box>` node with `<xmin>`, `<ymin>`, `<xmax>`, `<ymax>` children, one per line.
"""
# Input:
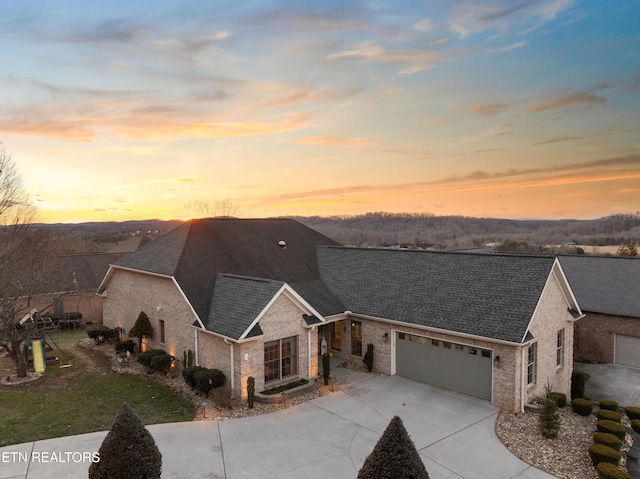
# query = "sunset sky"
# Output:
<box><xmin>1</xmin><ymin>1</ymin><xmax>639</xmax><ymax>223</ymax></box>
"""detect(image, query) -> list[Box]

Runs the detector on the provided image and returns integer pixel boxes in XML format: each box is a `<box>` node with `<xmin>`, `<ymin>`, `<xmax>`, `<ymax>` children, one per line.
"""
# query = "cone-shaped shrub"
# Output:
<box><xmin>89</xmin><ymin>403</ymin><xmax>162</xmax><ymax>479</ymax></box>
<box><xmin>539</xmin><ymin>398</ymin><xmax>561</xmax><ymax>439</ymax></box>
<box><xmin>358</xmin><ymin>416</ymin><xmax>429</xmax><ymax>479</ymax></box>
<box><xmin>129</xmin><ymin>311</ymin><xmax>154</xmax><ymax>352</ymax></box>
<box><xmin>596</xmin><ymin>462</ymin><xmax>631</xmax><ymax>479</ymax></box>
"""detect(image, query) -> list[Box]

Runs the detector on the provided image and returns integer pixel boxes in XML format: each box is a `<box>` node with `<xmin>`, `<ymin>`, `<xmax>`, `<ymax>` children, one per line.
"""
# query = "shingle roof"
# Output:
<box><xmin>317</xmin><ymin>247</ymin><xmax>558</xmax><ymax>343</ymax></box>
<box><xmin>558</xmin><ymin>255</ymin><xmax>640</xmax><ymax>318</ymax></box>
<box><xmin>206</xmin><ymin>274</ymin><xmax>285</xmax><ymax>339</ymax></box>
<box><xmin>113</xmin><ymin>218</ymin><xmax>345</xmax><ymax>330</ymax></box>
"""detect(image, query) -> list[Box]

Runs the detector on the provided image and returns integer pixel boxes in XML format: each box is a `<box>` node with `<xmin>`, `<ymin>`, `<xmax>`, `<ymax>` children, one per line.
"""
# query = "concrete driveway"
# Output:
<box><xmin>1</xmin><ymin>371</ymin><xmax>554</xmax><ymax>479</ymax></box>
<box><xmin>576</xmin><ymin>362</ymin><xmax>640</xmax><ymax>407</ymax></box>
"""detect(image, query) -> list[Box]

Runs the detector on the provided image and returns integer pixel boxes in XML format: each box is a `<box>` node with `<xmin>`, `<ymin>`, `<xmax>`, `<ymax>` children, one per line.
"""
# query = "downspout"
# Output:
<box><xmin>520</xmin><ymin>346</ymin><xmax>526</xmax><ymax>413</ymax></box>
<box><xmin>308</xmin><ymin>328</ymin><xmax>312</xmax><ymax>378</ymax></box>
<box><xmin>194</xmin><ymin>329</ymin><xmax>199</xmax><ymax>365</ymax></box>
<box><xmin>224</xmin><ymin>338</ymin><xmax>235</xmax><ymax>400</ymax></box>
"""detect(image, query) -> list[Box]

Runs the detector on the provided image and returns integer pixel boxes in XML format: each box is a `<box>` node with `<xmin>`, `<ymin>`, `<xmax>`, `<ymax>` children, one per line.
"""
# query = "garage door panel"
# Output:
<box><xmin>396</xmin><ymin>333</ymin><xmax>492</xmax><ymax>400</ymax></box>
<box><xmin>616</xmin><ymin>335</ymin><xmax>640</xmax><ymax>368</ymax></box>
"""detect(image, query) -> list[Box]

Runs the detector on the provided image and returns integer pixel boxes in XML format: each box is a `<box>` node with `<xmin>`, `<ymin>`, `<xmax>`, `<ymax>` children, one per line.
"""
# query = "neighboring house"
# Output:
<box><xmin>559</xmin><ymin>255</ymin><xmax>640</xmax><ymax>367</ymax></box>
<box><xmin>28</xmin><ymin>253</ymin><xmax>124</xmax><ymax>325</ymax></box>
<box><xmin>98</xmin><ymin>218</ymin><xmax>582</xmax><ymax>413</ymax></box>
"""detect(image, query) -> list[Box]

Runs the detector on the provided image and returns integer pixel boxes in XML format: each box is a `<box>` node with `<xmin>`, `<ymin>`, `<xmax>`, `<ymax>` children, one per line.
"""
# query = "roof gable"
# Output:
<box><xmin>318</xmin><ymin>247</ymin><xmax>559</xmax><ymax>343</ymax></box>
<box><xmin>558</xmin><ymin>255</ymin><xmax>640</xmax><ymax>318</ymax></box>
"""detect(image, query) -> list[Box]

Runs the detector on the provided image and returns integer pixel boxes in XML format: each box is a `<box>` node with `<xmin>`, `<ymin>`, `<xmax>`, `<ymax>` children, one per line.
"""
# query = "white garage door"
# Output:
<box><xmin>616</xmin><ymin>335</ymin><xmax>640</xmax><ymax>368</ymax></box>
<box><xmin>395</xmin><ymin>332</ymin><xmax>492</xmax><ymax>400</ymax></box>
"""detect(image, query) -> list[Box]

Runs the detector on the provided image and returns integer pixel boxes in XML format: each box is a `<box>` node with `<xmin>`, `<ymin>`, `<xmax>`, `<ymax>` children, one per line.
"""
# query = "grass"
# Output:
<box><xmin>0</xmin><ymin>329</ymin><xmax>195</xmax><ymax>447</ymax></box>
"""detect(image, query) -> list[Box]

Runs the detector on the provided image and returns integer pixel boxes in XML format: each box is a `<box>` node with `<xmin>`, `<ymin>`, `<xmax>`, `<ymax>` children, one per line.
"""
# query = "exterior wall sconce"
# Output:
<box><xmin>383</xmin><ymin>332</ymin><xmax>389</xmax><ymax>342</ymax></box>
<box><xmin>494</xmin><ymin>355</ymin><xmax>501</xmax><ymax>368</ymax></box>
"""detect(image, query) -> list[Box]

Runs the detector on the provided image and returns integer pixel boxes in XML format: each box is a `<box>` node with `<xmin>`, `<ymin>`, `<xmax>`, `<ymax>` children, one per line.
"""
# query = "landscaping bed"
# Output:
<box><xmin>255</xmin><ymin>378</ymin><xmax>313</xmax><ymax>404</ymax></box>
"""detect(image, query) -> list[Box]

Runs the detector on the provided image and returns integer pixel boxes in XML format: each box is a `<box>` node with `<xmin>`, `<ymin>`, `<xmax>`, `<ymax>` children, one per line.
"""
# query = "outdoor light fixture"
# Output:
<box><xmin>383</xmin><ymin>332</ymin><xmax>389</xmax><ymax>342</ymax></box>
<box><xmin>494</xmin><ymin>355</ymin><xmax>501</xmax><ymax>368</ymax></box>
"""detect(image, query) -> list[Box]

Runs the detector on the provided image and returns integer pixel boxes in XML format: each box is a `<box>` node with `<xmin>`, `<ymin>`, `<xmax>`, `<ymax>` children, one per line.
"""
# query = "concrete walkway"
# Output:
<box><xmin>1</xmin><ymin>368</ymin><xmax>555</xmax><ymax>479</ymax></box>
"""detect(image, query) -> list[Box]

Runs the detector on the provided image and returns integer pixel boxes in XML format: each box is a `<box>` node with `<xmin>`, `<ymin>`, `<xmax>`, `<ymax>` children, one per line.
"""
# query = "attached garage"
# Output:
<box><xmin>395</xmin><ymin>332</ymin><xmax>493</xmax><ymax>400</ymax></box>
<box><xmin>615</xmin><ymin>335</ymin><xmax>640</xmax><ymax>368</ymax></box>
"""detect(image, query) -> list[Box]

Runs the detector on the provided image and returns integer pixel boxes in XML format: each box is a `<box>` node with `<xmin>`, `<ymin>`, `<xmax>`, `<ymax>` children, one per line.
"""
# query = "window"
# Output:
<box><xmin>431</xmin><ymin>339</ymin><xmax>439</xmax><ymax>346</ymax></box>
<box><xmin>159</xmin><ymin>320</ymin><xmax>165</xmax><ymax>343</ymax></box>
<box><xmin>557</xmin><ymin>329</ymin><xmax>565</xmax><ymax>367</ymax></box>
<box><xmin>398</xmin><ymin>332</ymin><xmax>406</xmax><ymax>340</ymax></box>
<box><xmin>527</xmin><ymin>343</ymin><xmax>537</xmax><ymax>385</ymax></box>
<box><xmin>264</xmin><ymin>336</ymin><xmax>298</xmax><ymax>383</ymax></box>
<box><xmin>351</xmin><ymin>320</ymin><xmax>362</xmax><ymax>356</ymax></box>
<box><xmin>443</xmin><ymin>342</ymin><xmax>451</xmax><ymax>349</ymax></box>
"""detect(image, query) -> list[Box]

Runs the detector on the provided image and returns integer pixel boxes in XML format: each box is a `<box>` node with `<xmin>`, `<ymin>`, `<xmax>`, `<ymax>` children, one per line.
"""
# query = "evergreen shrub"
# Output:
<box><xmin>247</xmin><ymin>376</ymin><xmax>255</xmax><ymax>409</ymax></box>
<box><xmin>588</xmin><ymin>443</ymin><xmax>621</xmax><ymax>467</ymax></box>
<box><xmin>624</xmin><ymin>406</ymin><xmax>640</xmax><ymax>420</ymax></box>
<box><xmin>597</xmin><ymin>420</ymin><xmax>627</xmax><ymax>441</ymax></box>
<box><xmin>549</xmin><ymin>392</ymin><xmax>567</xmax><ymax>408</ymax></box>
<box><xmin>631</xmin><ymin>419</ymin><xmax>640</xmax><ymax>434</ymax></box>
<box><xmin>599</xmin><ymin>400</ymin><xmax>619</xmax><ymax>411</ymax></box>
<box><xmin>88</xmin><ymin>403</ymin><xmax>161</xmax><ymax>479</ymax></box>
<box><xmin>597</xmin><ymin>409</ymin><xmax>622</xmax><ymax>423</ymax></box>
<box><xmin>193</xmin><ymin>368</ymin><xmax>225</xmax><ymax>397</ymax></box>
<box><xmin>572</xmin><ymin>398</ymin><xmax>593</xmax><ymax>416</ymax></box>
<box><xmin>539</xmin><ymin>398</ymin><xmax>561</xmax><ymax>439</ymax></box>
<box><xmin>150</xmin><ymin>354</ymin><xmax>174</xmax><ymax>375</ymax></box>
<box><xmin>571</xmin><ymin>371</ymin><xmax>586</xmax><ymax>400</ymax></box>
<box><xmin>593</xmin><ymin>432</ymin><xmax>623</xmax><ymax>452</ymax></box>
<box><xmin>182</xmin><ymin>365</ymin><xmax>206</xmax><ymax>388</ymax></box>
<box><xmin>115</xmin><ymin>340</ymin><xmax>135</xmax><ymax>354</ymax></box>
<box><xmin>137</xmin><ymin>349</ymin><xmax>167</xmax><ymax>368</ymax></box>
<box><xmin>596</xmin><ymin>462</ymin><xmax>631</xmax><ymax>479</ymax></box>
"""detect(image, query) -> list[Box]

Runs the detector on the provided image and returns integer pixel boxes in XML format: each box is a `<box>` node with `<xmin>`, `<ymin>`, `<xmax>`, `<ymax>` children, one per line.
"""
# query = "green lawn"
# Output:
<box><xmin>0</xmin><ymin>330</ymin><xmax>195</xmax><ymax>447</ymax></box>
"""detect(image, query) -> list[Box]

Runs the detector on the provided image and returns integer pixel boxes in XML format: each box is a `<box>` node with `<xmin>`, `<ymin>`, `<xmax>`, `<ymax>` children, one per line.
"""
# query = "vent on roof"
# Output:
<box><xmin>278</xmin><ymin>240</ymin><xmax>286</xmax><ymax>249</ymax></box>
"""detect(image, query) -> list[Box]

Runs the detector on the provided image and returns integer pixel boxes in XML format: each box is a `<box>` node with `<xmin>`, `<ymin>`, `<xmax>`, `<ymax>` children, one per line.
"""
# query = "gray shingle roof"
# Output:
<box><xmin>113</xmin><ymin>219</ymin><xmax>345</xmax><ymax>332</ymax></box>
<box><xmin>558</xmin><ymin>255</ymin><xmax>640</xmax><ymax>318</ymax></box>
<box><xmin>317</xmin><ymin>247</ymin><xmax>558</xmax><ymax>343</ymax></box>
<box><xmin>206</xmin><ymin>274</ymin><xmax>285</xmax><ymax>339</ymax></box>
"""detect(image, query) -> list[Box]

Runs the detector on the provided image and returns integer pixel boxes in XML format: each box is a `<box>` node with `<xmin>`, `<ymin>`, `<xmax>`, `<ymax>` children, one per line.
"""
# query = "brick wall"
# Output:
<box><xmin>103</xmin><ymin>270</ymin><xmax>196</xmax><ymax>358</ymax></box>
<box><xmin>574</xmin><ymin>312</ymin><xmax>640</xmax><ymax>363</ymax></box>
<box><xmin>525</xmin><ymin>274</ymin><xmax>574</xmax><ymax>404</ymax></box>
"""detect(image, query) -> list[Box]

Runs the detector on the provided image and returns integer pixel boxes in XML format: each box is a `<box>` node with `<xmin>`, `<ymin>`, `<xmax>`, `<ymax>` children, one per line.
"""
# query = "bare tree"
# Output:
<box><xmin>0</xmin><ymin>145</ymin><xmax>62</xmax><ymax>377</ymax></box>
<box><xmin>185</xmin><ymin>197</ymin><xmax>238</xmax><ymax>218</ymax></box>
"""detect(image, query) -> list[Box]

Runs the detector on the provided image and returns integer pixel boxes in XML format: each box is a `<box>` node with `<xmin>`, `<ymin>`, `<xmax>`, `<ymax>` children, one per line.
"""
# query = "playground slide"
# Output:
<box><xmin>32</xmin><ymin>340</ymin><xmax>46</xmax><ymax>374</ymax></box>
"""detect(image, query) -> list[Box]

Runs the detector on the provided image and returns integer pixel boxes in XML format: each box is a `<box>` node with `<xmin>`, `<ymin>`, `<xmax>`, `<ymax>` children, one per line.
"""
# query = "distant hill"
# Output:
<box><xmin>34</xmin><ymin>213</ymin><xmax>640</xmax><ymax>253</ymax></box>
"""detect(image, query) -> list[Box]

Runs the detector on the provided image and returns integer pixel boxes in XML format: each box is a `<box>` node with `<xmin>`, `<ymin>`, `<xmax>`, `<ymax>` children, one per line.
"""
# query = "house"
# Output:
<box><xmin>98</xmin><ymin>218</ymin><xmax>582</xmax><ymax>412</ymax></box>
<box><xmin>559</xmin><ymin>255</ymin><xmax>640</xmax><ymax>367</ymax></box>
<box><xmin>24</xmin><ymin>252</ymin><xmax>124</xmax><ymax>325</ymax></box>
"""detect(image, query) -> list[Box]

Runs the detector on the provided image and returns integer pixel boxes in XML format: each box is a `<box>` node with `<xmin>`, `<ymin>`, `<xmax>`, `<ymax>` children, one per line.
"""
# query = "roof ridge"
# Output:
<box><xmin>217</xmin><ymin>273</ymin><xmax>281</xmax><ymax>283</ymax></box>
<box><xmin>319</xmin><ymin>245</ymin><xmax>556</xmax><ymax>259</ymax></box>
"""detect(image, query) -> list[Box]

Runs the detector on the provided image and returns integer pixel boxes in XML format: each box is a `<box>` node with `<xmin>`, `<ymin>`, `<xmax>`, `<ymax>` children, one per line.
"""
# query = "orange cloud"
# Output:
<box><xmin>472</xmin><ymin>102</ymin><xmax>509</xmax><ymax>117</ymax></box>
<box><xmin>0</xmin><ymin>119</ymin><xmax>95</xmax><ymax>141</ymax></box>
<box><xmin>529</xmin><ymin>92</ymin><xmax>606</xmax><ymax>112</ymax></box>
<box><xmin>294</xmin><ymin>136</ymin><xmax>372</xmax><ymax>147</ymax></box>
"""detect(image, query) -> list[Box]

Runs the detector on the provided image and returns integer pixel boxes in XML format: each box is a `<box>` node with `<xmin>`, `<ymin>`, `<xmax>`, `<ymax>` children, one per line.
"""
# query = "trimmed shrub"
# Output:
<box><xmin>624</xmin><ymin>406</ymin><xmax>640</xmax><ymax>420</ymax></box>
<box><xmin>150</xmin><ymin>354</ymin><xmax>174</xmax><ymax>375</ymax></box>
<box><xmin>572</xmin><ymin>398</ymin><xmax>593</xmax><ymax>416</ymax></box>
<box><xmin>129</xmin><ymin>311</ymin><xmax>153</xmax><ymax>352</ymax></box>
<box><xmin>549</xmin><ymin>392</ymin><xmax>567</xmax><ymax>408</ymax></box>
<box><xmin>137</xmin><ymin>349</ymin><xmax>167</xmax><ymax>368</ymax></box>
<box><xmin>87</xmin><ymin>324</ymin><xmax>110</xmax><ymax>340</ymax></box>
<box><xmin>597</xmin><ymin>409</ymin><xmax>622</xmax><ymax>423</ymax></box>
<box><xmin>363</xmin><ymin>343</ymin><xmax>374</xmax><ymax>372</ymax></box>
<box><xmin>596</xmin><ymin>462</ymin><xmax>631</xmax><ymax>479</ymax></box>
<box><xmin>193</xmin><ymin>369</ymin><xmax>225</xmax><ymax>397</ymax></box>
<box><xmin>631</xmin><ymin>419</ymin><xmax>640</xmax><ymax>434</ymax></box>
<box><xmin>539</xmin><ymin>398</ymin><xmax>561</xmax><ymax>439</ymax></box>
<box><xmin>571</xmin><ymin>371</ymin><xmax>587</xmax><ymax>400</ymax></box>
<box><xmin>597</xmin><ymin>420</ymin><xmax>627</xmax><ymax>441</ymax></box>
<box><xmin>88</xmin><ymin>403</ymin><xmax>161</xmax><ymax>479</ymax></box>
<box><xmin>584</xmin><ymin>393</ymin><xmax>592</xmax><ymax>401</ymax></box>
<box><xmin>115</xmin><ymin>340</ymin><xmax>135</xmax><ymax>354</ymax></box>
<box><xmin>599</xmin><ymin>400</ymin><xmax>619</xmax><ymax>411</ymax></box>
<box><xmin>593</xmin><ymin>432</ymin><xmax>623</xmax><ymax>452</ymax></box>
<box><xmin>358</xmin><ymin>416</ymin><xmax>429</xmax><ymax>479</ymax></box>
<box><xmin>589</xmin><ymin>443</ymin><xmax>621</xmax><ymax>467</ymax></box>
<box><xmin>182</xmin><ymin>365</ymin><xmax>206</xmax><ymax>388</ymax></box>
<box><xmin>322</xmin><ymin>353</ymin><xmax>330</xmax><ymax>386</ymax></box>
<box><xmin>247</xmin><ymin>376</ymin><xmax>255</xmax><ymax>409</ymax></box>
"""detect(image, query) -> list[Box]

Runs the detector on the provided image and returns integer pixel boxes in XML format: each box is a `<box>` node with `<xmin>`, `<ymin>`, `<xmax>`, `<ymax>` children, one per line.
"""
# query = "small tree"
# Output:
<box><xmin>247</xmin><ymin>376</ymin><xmax>255</xmax><ymax>409</ymax></box>
<box><xmin>129</xmin><ymin>311</ymin><xmax>153</xmax><ymax>352</ymax></box>
<box><xmin>363</xmin><ymin>343</ymin><xmax>374</xmax><ymax>372</ymax></box>
<box><xmin>89</xmin><ymin>403</ymin><xmax>162</xmax><ymax>479</ymax></box>
<box><xmin>358</xmin><ymin>416</ymin><xmax>429</xmax><ymax>479</ymax></box>
<box><xmin>539</xmin><ymin>398</ymin><xmax>560</xmax><ymax>439</ymax></box>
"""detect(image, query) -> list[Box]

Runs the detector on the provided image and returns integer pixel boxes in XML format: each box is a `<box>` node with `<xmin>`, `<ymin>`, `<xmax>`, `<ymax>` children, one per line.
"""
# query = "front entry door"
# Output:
<box><xmin>331</xmin><ymin>321</ymin><xmax>342</xmax><ymax>351</ymax></box>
